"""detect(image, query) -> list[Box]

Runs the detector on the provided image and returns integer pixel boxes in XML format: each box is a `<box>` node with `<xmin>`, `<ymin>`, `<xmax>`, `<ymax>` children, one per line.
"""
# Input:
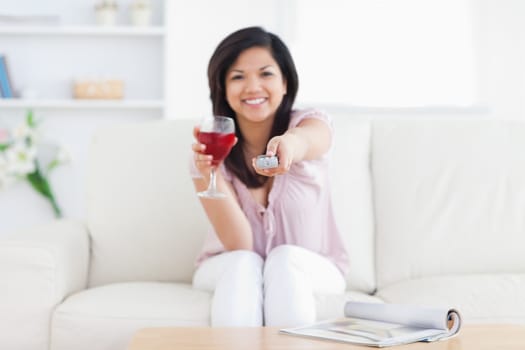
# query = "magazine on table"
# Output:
<box><xmin>280</xmin><ymin>301</ymin><xmax>462</xmax><ymax>347</ymax></box>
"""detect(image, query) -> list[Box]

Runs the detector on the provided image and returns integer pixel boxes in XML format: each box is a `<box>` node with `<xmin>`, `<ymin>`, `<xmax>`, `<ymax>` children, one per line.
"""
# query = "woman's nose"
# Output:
<box><xmin>244</xmin><ymin>76</ymin><xmax>262</xmax><ymax>92</ymax></box>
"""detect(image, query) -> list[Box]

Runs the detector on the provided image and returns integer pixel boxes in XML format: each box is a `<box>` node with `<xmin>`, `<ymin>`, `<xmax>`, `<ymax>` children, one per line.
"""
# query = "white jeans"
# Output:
<box><xmin>192</xmin><ymin>245</ymin><xmax>346</xmax><ymax>327</ymax></box>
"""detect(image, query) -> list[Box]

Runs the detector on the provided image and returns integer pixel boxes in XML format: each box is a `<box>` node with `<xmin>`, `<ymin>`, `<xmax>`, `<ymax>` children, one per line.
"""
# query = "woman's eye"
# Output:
<box><xmin>231</xmin><ymin>75</ymin><xmax>243</xmax><ymax>80</ymax></box>
<box><xmin>262</xmin><ymin>71</ymin><xmax>274</xmax><ymax>77</ymax></box>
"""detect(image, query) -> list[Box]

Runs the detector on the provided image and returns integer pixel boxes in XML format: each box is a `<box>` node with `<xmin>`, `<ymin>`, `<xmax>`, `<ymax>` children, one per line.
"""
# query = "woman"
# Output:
<box><xmin>191</xmin><ymin>26</ymin><xmax>348</xmax><ymax>327</ymax></box>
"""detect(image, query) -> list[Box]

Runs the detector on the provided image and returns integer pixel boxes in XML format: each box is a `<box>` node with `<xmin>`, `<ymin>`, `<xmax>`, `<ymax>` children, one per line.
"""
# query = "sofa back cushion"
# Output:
<box><xmin>330</xmin><ymin>115</ymin><xmax>376</xmax><ymax>293</ymax></box>
<box><xmin>372</xmin><ymin>119</ymin><xmax>525</xmax><ymax>289</ymax></box>
<box><xmin>87</xmin><ymin>119</ymin><xmax>208</xmax><ymax>287</ymax></box>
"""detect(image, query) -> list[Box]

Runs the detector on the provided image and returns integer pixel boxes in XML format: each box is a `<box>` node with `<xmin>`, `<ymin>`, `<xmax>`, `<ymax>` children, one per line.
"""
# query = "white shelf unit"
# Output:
<box><xmin>0</xmin><ymin>0</ymin><xmax>166</xmax><ymax>114</ymax></box>
<box><xmin>0</xmin><ymin>26</ymin><xmax>165</xmax><ymax>114</ymax></box>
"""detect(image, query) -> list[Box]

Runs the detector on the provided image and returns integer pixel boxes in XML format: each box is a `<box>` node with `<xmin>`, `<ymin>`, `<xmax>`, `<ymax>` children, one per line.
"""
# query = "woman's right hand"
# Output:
<box><xmin>192</xmin><ymin>125</ymin><xmax>213</xmax><ymax>178</ymax></box>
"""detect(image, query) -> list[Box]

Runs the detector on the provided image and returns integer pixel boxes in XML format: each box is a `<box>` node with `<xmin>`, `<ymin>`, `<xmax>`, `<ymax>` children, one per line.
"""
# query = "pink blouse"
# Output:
<box><xmin>193</xmin><ymin>109</ymin><xmax>349</xmax><ymax>275</ymax></box>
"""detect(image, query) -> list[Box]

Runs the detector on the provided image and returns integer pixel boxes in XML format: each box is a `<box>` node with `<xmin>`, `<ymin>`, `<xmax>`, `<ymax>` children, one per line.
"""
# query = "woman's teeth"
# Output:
<box><xmin>245</xmin><ymin>98</ymin><xmax>265</xmax><ymax>105</ymax></box>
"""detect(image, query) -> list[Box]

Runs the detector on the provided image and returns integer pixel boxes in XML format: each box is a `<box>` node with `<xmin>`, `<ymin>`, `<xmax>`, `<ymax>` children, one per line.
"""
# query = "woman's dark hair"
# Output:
<box><xmin>208</xmin><ymin>26</ymin><xmax>299</xmax><ymax>188</ymax></box>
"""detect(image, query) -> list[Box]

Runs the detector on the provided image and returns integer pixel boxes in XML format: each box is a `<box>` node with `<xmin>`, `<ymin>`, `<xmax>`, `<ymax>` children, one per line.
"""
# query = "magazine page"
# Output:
<box><xmin>280</xmin><ymin>317</ymin><xmax>447</xmax><ymax>347</ymax></box>
<box><xmin>344</xmin><ymin>301</ymin><xmax>462</xmax><ymax>339</ymax></box>
<box><xmin>280</xmin><ymin>302</ymin><xmax>461</xmax><ymax>347</ymax></box>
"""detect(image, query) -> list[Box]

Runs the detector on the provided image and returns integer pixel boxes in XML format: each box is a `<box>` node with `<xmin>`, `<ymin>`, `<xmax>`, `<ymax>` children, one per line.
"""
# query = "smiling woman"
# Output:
<box><xmin>189</xmin><ymin>26</ymin><xmax>349</xmax><ymax>329</ymax></box>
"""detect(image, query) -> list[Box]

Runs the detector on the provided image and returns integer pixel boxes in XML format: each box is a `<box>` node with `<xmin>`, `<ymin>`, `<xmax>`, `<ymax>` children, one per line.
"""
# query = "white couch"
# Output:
<box><xmin>1</xmin><ymin>115</ymin><xmax>524</xmax><ymax>350</ymax></box>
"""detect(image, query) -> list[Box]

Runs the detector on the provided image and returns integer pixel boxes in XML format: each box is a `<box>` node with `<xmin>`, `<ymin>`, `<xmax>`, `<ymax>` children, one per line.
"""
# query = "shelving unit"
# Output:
<box><xmin>0</xmin><ymin>0</ymin><xmax>166</xmax><ymax>115</ymax></box>
<box><xmin>0</xmin><ymin>28</ymin><xmax>165</xmax><ymax>113</ymax></box>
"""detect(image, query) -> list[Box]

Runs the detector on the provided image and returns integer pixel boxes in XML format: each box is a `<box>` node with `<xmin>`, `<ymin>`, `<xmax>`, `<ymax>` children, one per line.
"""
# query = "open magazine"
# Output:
<box><xmin>280</xmin><ymin>301</ymin><xmax>462</xmax><ymax>347</ymax></box>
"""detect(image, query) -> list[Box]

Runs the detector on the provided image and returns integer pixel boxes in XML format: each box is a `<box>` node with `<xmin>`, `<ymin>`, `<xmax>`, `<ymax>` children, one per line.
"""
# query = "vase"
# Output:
<box><xmin>130</xmin><ymin>7</ymin><xmax>152</xmax><ymax>26</ymax></box>
<box><xmin>96</xmin><ymin>7</ymin><xmax>118</xmax><ymax>26</ymax></box>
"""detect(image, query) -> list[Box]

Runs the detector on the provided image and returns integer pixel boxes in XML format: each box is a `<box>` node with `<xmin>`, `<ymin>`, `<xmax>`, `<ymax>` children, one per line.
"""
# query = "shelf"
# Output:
<box><xmin>0</xmin><ymin>25</ymin><xmax>165</xmax><ymax>36</ymax></box>
<box><xmin>0</xmin><ymin>99</ymin><xmax>164</xmax><ymax>109</ymax></box>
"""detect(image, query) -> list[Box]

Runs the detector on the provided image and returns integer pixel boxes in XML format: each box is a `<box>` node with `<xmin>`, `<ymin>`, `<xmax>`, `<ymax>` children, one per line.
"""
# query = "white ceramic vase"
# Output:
<box><xmin>131</xmin><ymin>7</ymin><xmax>152</xmax><ymax>26</ymax></box>
<box><xmin>96</xmin><ymin>7</ymin><xmax>117</xmax><ymax>26</ymax></box>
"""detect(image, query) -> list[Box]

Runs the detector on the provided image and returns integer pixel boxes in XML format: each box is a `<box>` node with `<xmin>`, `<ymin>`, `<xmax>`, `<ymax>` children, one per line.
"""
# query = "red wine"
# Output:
<box><xmin>198</xmin><ymin>131</ymin><xmax>236</xmax><ymax>166</ymax></box>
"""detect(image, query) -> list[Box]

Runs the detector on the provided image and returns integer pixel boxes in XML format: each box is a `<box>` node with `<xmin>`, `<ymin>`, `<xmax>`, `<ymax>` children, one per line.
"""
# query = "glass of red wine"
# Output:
<box><xmin>197</xmin><ymin>116</ymin><xmax>236</xmax><ymax>199</ymax></box>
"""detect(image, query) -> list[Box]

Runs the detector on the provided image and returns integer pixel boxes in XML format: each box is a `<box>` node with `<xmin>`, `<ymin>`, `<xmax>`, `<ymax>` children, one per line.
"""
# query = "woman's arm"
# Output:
<box><xmin>254</xmin><ymin>117</ymin><xmax>332</xmax><ymax>175</ymax></box>
<box><xmin>192</xmin><ymin>126</ymin><xmax>253</xmax><ymax>251</ymax></box>
<box><xmin>282</xmin><ymin>117</ymin><xmax>332</xmax><ymax>161</ymax></box>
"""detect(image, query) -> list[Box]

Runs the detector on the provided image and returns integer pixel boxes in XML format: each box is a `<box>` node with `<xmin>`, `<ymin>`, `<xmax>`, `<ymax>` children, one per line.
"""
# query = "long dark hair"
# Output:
<box><xmin>208</xmin><ymin>26</ymin><xmax>299</xmax><ymax>188</ymax></box>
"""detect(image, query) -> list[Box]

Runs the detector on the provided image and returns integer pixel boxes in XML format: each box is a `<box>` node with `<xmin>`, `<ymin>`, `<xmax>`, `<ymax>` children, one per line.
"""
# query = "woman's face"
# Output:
<box><xmin>225</xmin><ymin>46</ymin><xmax>287</xmax><ymax>125</ymax></box>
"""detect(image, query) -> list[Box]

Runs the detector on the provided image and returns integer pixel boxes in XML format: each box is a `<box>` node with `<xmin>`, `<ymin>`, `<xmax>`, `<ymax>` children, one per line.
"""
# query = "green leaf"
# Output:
<box><xmin>26</xmin><ymin>166</ymin><xmax>63</xmax><ymax>218</ymax></box>
<box><xmin>47</xmin><ymin>159</ymin><xmax>60</xmax><ymax>172</ymax></box>
<box><xmin>27</xmin><ymin>171</ymin><xmax>50</xmax><ymax>198</ymax></box>
<box><xmin>26</xmin><ymin>109</ymin><xmax>37</xmax><ymax>128</ymax></box>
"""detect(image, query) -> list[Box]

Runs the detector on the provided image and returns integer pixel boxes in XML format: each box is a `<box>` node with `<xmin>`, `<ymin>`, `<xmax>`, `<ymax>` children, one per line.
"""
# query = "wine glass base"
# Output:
<box><xmin>197</xmin><ymin>190</ymin><xmax>227</xmax><ymax>199</ymax></box>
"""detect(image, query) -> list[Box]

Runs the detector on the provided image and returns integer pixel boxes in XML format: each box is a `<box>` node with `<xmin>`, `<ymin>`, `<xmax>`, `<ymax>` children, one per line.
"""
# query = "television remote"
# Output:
<box><xmin>256</xmin><ymin>155</ymin><xmax>279</xmax><ymax>169</ymax></box>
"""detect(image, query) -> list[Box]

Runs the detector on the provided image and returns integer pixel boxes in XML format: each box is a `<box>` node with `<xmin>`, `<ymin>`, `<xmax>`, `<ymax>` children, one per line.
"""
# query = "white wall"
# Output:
<box><xmin>291</xmin><ymin>0</ymin><xmax>478</xmax><ymax>108</ymax></box>
<box><xmin>3</xmin><ymin>0</ymin><xmax>525</xmax><ymax>234</ymax></box>
<box><xmin>473</xmin><ymin>0</ymin><xmax>525</xmax><ymax>118</ymax></box>
<box><xmin>165</xmin><ymin>0</ymin><xmax>525</xmax><ymax>119</ymax></box>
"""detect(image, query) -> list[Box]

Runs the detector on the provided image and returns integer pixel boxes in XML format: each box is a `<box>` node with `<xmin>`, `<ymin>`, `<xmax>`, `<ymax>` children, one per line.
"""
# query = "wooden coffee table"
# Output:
<box><xmin>128</xmin><ymin>324</ymin><xmax>525</xmax><ymax>350</ymax></box>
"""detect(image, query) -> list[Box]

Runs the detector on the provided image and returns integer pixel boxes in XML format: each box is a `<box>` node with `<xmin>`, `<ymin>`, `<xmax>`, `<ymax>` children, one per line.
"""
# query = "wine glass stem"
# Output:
<box><xmin>209</xmin><ymin>166</ymin><xmax>217</xmax><ymax>193</ymax></box>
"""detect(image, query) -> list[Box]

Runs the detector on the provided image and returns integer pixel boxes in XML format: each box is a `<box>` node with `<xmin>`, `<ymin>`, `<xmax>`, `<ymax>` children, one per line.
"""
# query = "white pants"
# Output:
<box><xmin>192</xmin><ymin>245</ymin><xmax>346</xmax><ymax>327</ymax></box>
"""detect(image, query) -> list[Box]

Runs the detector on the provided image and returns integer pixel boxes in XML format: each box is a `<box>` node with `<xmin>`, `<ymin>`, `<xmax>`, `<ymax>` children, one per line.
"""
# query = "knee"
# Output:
<box><xmin>229</xmin><ymin>249</ymin><xmax>263</xmax><ymax>265</ymax></box>
<box><xmin>194</xmin><ymin>250</ymin><xmax>263</xmax><ymax>291</ymax></box>
<box><xmin>264</xmin><ymin>245</ymin><xmax>305</xmax><ymax>277</ymax></box>
<box><xmin>224</xmin><ymin>250</ymin><xmax>264</xmax><ymax>276</ymax></box>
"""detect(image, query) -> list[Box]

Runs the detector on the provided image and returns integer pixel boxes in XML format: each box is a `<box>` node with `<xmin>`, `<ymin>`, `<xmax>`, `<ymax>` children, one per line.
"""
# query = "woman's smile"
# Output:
<box><xmin>244</xmin><ymin>97</ymin><xmax>267</xmax><ymax>106</ymax></box>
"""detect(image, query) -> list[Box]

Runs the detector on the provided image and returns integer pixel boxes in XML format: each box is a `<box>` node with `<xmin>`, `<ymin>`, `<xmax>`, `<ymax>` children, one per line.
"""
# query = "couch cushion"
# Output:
<box><xmin>331</xmin><ymin>116</ymin><xmax>375</xmax><ymax>293</ymax></box>
<box><xmin>371</xmin><ymin>120</ymin><xmax>525</xmax><ymax>289</ymax></box>
<box><xmin>87</xmin><ymin>119</ymin><xmax>209</xmax><ymax>286</ymax></box>
<box><xmin>51</xmin><ymin>282</ymin><xmax>211</xmax><ymax>350</ymax></box>
<box><xmin>376</xmin><ymin>273</ymin><xmax>525</xmax><ymax>324</ymax></box>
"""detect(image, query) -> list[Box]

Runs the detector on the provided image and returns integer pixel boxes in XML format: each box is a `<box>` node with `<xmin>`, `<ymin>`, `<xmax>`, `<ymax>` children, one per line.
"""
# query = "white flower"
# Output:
<box><xmin>0</xmin><ymin>154</ymin><xmax>16</xmax><ymax>190</ymax></box>
<box><xmin>56</xmin><ymin>147</ymin><xmax>71</xmax><ymax>164</ymax></box>
<box><xmin>1</xmin><ymin>110</ymin><xmax>68</xmax><ymax>217</ymax></box>
<box><xmin>5</xmin><ymin>141</ymin><xmax>37</xmax><ymax>176</ymax></box>
<box><xmin>13</xmin><ymin>122</ymin><xmax>39</xmax><ymax>145</ymax></box>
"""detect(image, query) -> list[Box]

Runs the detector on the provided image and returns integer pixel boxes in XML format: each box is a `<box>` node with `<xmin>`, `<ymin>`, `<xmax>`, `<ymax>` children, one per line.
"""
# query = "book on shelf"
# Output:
<box><xmin>0</xmin><ymin>55</ymin><xmax>14</xmax><ymax>98</ymax></box>
<box><xmin>280</xmin><ymin>301</ymin><xmax>462</xmax><ymax>347</ymax></box>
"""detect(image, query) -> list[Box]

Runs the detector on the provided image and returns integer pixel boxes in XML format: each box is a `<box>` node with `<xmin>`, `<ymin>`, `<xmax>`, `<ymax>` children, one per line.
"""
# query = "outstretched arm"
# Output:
<box><xmin>253</xmin><ymin>117</ymin><xmax>332</xmax><ymax>176</ymax></box>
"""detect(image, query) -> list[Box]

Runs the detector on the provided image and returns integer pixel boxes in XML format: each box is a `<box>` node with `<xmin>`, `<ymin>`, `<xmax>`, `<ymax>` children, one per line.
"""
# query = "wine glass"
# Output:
<box><xmin>197</xmin><ymin>116</ymin><xmax>236</xmax><ymax>199</ymax></box>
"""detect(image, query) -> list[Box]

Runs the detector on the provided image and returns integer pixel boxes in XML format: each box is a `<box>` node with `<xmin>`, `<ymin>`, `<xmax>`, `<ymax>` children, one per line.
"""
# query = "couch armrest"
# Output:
<box><xmin>0</xmin><ymin>219</ymin><xmax>90</xmax><ymax>350</ymax></box>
